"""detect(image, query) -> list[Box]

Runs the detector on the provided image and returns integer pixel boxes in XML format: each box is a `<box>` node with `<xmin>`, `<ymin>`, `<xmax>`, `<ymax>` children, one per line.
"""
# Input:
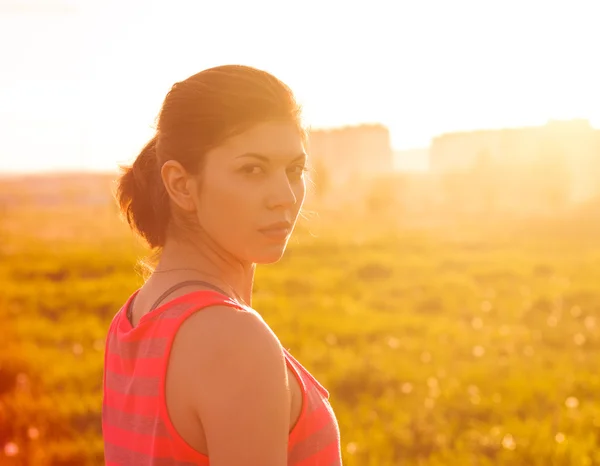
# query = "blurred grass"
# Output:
<box><xmin>1</xmin><ymin>186</ymin><xmax>600</xmax><ymax>465</ymax></box>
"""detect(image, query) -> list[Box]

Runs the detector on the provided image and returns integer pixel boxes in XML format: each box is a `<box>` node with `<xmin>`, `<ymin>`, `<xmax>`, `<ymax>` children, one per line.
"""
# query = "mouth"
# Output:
<box><xmin>258</xmin><ymin>222</ymin><xmax>292</xmax><ymax>241</ymax></box>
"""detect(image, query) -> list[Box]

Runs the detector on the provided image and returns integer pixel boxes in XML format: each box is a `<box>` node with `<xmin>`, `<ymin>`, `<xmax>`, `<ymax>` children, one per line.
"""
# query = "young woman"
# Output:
<box><xmin>101</xmin><ymin>65</ymin><xmax>342</xmax><ymax>465</ymax></box>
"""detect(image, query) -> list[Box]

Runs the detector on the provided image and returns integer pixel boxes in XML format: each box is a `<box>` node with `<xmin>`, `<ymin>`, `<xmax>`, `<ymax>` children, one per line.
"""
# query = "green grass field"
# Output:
<box><xmin>1</xmin><ymin>179</ymin><xmax>600</xmax><ymax>465</ymax></box>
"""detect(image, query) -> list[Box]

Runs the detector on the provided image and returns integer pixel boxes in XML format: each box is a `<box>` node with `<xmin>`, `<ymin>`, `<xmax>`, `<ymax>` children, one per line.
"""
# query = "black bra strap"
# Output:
<box><xmin>149</xmin><ymin>280</ymin><xmax>231</xmax><ymax>312</ymax></box>
<box><xmin>127</xmin><ymin>280</ymin><xmax>232</xmax><ymax>325</ymax></box>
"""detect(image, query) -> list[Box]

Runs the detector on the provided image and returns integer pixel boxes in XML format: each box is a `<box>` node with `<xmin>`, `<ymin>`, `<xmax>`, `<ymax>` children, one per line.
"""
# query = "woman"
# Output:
<box><xmin>101</xmin><ymin>65</ymin><xmax>342</xmax><ymax>465</ymax></box>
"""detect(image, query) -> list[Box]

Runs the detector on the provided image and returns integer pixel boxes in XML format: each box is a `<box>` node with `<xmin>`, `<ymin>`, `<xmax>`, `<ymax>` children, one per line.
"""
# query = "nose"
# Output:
<box><xmin>266</xmin><ymin>171</ymin><xmax>298</xmax><ymax>210</ymax></box>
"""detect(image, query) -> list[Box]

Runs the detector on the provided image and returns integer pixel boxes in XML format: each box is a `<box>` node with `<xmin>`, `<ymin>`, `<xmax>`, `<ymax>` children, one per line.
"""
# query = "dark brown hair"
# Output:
<box><xmin>116</xmin><ymin>65</ymin><xmax>304</xmax><ymax>249</ymax></box>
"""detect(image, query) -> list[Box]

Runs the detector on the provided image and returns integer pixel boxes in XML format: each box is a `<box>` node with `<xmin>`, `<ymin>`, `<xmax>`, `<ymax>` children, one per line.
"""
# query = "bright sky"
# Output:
<box><xmin>1</xmin><ymin>0</ymin><xmax>599</xmax><ymax>173</ymax></box>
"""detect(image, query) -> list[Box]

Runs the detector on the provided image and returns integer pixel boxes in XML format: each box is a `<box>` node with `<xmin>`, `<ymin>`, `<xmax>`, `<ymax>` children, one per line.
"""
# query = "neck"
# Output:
<box><xmin>154</xmin><ymin>236</ymin><xmax>255</xmax><ymax>307</ymax></box>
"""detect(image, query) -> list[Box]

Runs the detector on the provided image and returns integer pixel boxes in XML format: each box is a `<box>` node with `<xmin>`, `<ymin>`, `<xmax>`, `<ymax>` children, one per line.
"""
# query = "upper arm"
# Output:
<box><xmin>172</xmin><ymin>306</ymin><xmax>291</xmax><ymax>466</ymax></box>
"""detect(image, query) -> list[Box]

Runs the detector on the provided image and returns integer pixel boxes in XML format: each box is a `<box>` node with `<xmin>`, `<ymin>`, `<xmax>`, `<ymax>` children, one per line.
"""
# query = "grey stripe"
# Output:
<box><xmin>108</xmin><ymin>335</ymin><xmax>168</xmax><ymax>360</ymax></box>
<box><xmin>103</xmin><ymin>404</ymin><xmax>170</xmax><ymax>437</ymax></box>
<box><xmin>104</xmin><ymin>441</ymin><xmax>199</xmax><ymax>466</ymax></box>
<box><xmin>105</xmin><ymin>369</ymin><xmax>159</xmax><ymax>397</ymax></box>
<box><xmin>288</xmin><ymin>407</ymin><xmax>340</xmax><ymax>465</ymax></box>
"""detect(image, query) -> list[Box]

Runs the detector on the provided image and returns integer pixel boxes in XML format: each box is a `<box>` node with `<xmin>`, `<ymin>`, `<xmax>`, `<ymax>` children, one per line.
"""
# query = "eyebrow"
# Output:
<box><xmin>236</xmin><ymin>152</ymin><xmax>307</xmax><ymax>163</ymax></box>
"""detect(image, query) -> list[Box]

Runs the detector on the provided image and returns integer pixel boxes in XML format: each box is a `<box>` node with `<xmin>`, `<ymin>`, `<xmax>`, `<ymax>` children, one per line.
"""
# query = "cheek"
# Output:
<box><xmin>199</xmin><ymin>177</ymin><xmax>253</xmax><ymax>226</ymax></box>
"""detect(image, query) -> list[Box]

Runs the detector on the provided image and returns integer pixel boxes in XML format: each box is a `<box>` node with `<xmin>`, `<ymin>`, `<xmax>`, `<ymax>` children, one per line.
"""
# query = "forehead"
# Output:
<box><xmin>216</xmin><ymin>121</ymin><xmax>305</xmax><ymax>160</ymax></box>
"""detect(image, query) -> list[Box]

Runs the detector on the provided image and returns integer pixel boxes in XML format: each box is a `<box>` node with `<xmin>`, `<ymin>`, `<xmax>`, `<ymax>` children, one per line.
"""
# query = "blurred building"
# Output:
<box><xmin>308</xmin><ymin>124</ymin><xmax>394</xmax><ymax>188</ymax></box>
<box><xmin>305</xmin><ymin>120</ymin><xmax>599</xmax><ymax>217</ymax></box>
<box><xmin>0</xmin><ymin>173</ymin><xmax>116</xmax><ymax>207</ymax></box>
<box><xmin>429</xmin><ymin>119</ymin><xmax>600</xmax><ymax>212</ymax></box>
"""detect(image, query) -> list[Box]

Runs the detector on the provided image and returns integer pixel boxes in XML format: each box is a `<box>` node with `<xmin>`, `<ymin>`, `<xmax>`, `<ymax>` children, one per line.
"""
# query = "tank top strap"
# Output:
<box><xmin>127</xmin><ymin>280</ymin><xmax>233</xmax><ymax>325</ymax></box>
<box><xmin>284</xmin><ymin>348</ymin><xmax>330</xmax><ymax>399</ymax></box>
<box><xmin>148</xmin><ymin>280</ymin><xmax>232</xmax><ymax>312</ymax></box>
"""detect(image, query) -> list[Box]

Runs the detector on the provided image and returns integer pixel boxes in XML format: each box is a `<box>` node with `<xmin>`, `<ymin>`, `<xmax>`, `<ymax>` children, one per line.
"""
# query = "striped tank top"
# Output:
<box><xmin>102</xmin><ymin>287</ymin><xmax>342</xmax><ymax>465</ymax></box>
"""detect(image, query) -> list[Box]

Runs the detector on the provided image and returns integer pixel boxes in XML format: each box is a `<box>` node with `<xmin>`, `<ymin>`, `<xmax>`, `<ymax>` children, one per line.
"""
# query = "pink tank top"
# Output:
<box><xmin>102</xmin><ymin>289</ymin><xmax>342</xmax><ymax>465</ymax></box>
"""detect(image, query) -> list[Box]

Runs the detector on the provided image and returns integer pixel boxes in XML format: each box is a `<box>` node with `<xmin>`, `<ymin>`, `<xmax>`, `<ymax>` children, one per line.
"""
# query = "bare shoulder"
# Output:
<box><xmin>173</xmin><ymin>304</ymin><xmax>283</xmax><ymax>366</ymax></box>
<box><xmin>169</xmin><ymin>305</ymin><xmax>291</xmax><ymax>465</ymax></box>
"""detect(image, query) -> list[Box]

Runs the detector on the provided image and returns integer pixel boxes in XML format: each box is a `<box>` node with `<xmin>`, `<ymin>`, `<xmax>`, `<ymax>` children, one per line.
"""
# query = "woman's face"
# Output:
<box><xmin>193</xmin><ymin>121</ymin><xmax>307</xmax><ymax>264</ymax></box>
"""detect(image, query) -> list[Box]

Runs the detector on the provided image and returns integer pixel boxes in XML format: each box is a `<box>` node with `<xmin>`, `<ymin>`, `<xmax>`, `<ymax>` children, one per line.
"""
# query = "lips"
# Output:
<box><xmin>259</xmin><ymin>221</ymin><xmax>292</xmax><ymax>231</ymax></box>
<box><xmin>259</xmin><ymin>222</ymin><xmax>292</xmax><ymax>241</ymax></box>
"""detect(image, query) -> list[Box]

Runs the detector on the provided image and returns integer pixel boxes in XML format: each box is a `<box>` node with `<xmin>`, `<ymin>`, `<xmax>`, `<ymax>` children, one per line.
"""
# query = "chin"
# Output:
<box><xmin>253</xmin><ymin>244</ymin><xmax>288</xmax><ymax>264</ymax></box>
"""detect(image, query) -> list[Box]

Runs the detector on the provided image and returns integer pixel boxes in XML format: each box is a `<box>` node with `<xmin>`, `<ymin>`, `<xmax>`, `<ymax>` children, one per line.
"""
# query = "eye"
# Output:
<box><xmin>288</xmin><ymin>164</ymin><xmax>309</xmax><ymax>179</ymax></box>
<box><xmin>240</xmin><ymin>164</ymin><xmax>265</xmax><ymax>175</ymax></box>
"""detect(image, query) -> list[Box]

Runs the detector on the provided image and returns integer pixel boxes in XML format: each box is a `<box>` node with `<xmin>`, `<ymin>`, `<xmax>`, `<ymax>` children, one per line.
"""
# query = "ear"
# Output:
<box><xmin>161</xmin><ymin>160</ymin><xmax>198</xmax><ymax>212</ymax></box>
